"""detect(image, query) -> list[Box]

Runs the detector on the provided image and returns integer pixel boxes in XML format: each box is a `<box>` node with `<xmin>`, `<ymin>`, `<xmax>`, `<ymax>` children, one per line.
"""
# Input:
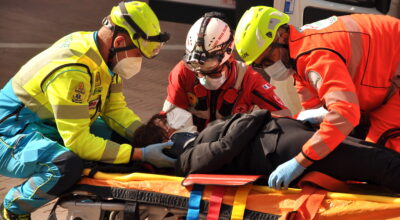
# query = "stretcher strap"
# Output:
<box><xmin>286</xmin><ymin>171</ymin><xmax>346</xmax><ymax>220</ymax></box>
<box><xmin>297</xmin><ymin>171</ymin><xmax>349</xmax><ymax>192</ymax></box>
<box><xmin>206</xmin><ymin>186</ymin><xmax>226</xmax><ymax>220</ymax></box>
<box><xmin>187</xmin><ymin>184</ymin><xmax>204</xmax><ymax>220</ymax></box>
<box><xmin>231</xmin><ymin>184</ymin><xmax>252</xmax><ymax>220</ymax></box>
<box><xmin>287</xmin><ymin>185</ymin><xmax>327</xmax><ymax>220</ymax></box>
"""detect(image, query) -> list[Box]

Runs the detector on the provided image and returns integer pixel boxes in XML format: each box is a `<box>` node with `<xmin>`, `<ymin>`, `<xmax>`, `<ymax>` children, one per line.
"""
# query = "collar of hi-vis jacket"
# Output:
<box><xmin>92</xmin><ymin>31</ymin><xmax>114</xmax><ymax>77</ymax></box>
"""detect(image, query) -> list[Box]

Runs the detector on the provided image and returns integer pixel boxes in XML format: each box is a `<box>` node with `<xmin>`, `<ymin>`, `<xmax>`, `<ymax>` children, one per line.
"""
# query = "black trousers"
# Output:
<box><xmin>270</xmin><ymin>118</ymin><xmax>400</xmax><ymax>193</ymax></box>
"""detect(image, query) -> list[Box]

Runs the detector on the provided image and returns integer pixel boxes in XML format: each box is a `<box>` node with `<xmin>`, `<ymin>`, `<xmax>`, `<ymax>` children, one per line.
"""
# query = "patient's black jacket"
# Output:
<box><xmin>175</xmin><ymin>110</ymin><xmax>400</xmax><ymax>193</ymax></box>
<box><xmin>175</xmin><ymin>109</ymin><xmax>311</xmax><ymax>176</ymax></box>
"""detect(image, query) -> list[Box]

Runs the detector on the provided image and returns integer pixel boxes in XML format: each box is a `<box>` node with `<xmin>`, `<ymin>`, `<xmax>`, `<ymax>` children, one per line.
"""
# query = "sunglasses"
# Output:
<box><xmin>186</xmin><ymin>62</ymin><xmax>226</xmax><ymax>79</ymax></box>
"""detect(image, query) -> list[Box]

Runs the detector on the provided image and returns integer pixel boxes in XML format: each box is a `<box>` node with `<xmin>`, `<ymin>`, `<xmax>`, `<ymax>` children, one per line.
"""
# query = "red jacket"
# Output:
<box><xmin>165</xmin><ymin>59</ymin><xmax>290</xmax><ymax>131</ymax></box>
<box><xmin>290</xmin><ymin>14</ymin><xmax>400</xmax><ymax>166</ymax></box>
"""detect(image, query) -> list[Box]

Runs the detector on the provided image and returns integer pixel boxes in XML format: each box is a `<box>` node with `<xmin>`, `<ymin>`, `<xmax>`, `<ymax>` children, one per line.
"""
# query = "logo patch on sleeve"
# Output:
<box><xmin>71</xmin><ymin>82</ymin><xmax>85</xmax><ymax>103</ymax></box>
<box><xmin>307</xmin><ymin>70</ymin><xmax>322</xmax><ymax>91</ymax></box>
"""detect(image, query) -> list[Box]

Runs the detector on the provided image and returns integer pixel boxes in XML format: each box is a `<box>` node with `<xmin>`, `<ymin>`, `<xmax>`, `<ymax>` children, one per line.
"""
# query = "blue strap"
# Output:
<box><xmin>186</xmin><ymin>184</ymin><xmax>205</xmax><ymax>220</ymax></box>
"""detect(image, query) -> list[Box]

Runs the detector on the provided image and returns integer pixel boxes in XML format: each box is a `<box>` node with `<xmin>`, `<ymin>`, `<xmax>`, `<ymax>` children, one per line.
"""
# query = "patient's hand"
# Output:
<box><xmin>164</xmin><ymin>132</ymin><xmax>198</xmax><ymax>158</ymax></box>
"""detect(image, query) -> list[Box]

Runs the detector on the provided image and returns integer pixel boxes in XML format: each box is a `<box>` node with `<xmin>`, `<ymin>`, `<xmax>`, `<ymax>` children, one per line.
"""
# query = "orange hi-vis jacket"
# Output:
<box><xmin>289</xmin><ymin>14</ymin><xmax>400</xmax><ymax>166</ymax></box>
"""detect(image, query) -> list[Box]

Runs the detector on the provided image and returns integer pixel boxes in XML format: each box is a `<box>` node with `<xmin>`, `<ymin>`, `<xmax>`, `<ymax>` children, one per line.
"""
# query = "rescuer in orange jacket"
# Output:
<box><xmin>163</xmin><ymin>12</ymin><xmax>291</xmax><ymax>131</ymax></box>
<box><xmin>234</xmin><ymin>6</ymin><xmax>400</xmax><ymax>189</ymax></box>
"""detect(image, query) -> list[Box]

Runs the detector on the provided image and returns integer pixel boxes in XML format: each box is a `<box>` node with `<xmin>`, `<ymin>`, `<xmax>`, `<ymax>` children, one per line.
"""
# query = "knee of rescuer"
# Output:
<box><xmin>46</xmin><ymin>151</ymin><xmax>84</xmax><ymax>196</ymax></box>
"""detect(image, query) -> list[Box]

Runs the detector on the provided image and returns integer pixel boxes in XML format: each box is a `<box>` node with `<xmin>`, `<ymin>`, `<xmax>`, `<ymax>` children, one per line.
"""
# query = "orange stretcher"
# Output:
<box><xmin>56</xmin><ymin>169</ymin><xmax>400</xmax><ymax>220</ymax></box>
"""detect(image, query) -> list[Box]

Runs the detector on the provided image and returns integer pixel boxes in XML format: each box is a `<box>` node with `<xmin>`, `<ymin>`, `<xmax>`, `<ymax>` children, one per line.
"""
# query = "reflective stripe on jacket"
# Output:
<box><xmin>4</xmin><ymin>31</ymin><xmax>141</xmax><ymax>163</ymax></box>
<box><xmin>290</xmin><ymin>14</ymin><xmax>400</xmax><ymax>165</ymax></box>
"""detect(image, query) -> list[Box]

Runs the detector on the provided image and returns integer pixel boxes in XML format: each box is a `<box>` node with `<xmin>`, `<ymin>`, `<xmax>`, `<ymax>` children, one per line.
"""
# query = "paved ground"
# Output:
<box><xmin>0</xmin><ymin>0</ymin><xmax>190</xmax><ymax>219</ymax></box>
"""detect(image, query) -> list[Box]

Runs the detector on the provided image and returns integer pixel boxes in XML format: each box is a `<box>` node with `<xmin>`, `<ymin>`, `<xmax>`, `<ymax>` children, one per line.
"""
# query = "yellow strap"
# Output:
<box><xmin>82</xmin><ymin>169</ymin><xmax>184</xmax><ymax>182</ymax></box>
<box><xmin>231</xmin><ymin>184</ymin><xmax>252</xmax><ymax>220</ymax></box>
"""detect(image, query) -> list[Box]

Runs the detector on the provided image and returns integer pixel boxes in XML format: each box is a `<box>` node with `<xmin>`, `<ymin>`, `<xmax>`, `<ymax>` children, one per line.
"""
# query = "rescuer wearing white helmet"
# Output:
<box><xmin>0</xmin><ymin>1</ymin><xmax>174</xmax><ymax>219</ymax></box>
<box><xmin>162</xmin><ymin>12</ymin><xmax>291</xmax><ymax>132</ymax></box>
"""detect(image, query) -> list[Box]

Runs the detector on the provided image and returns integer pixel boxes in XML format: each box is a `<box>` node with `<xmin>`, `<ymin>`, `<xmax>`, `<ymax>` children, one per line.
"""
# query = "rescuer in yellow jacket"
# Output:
<box><xmin>0</xmin><ymin>1</ymin><xmax>173</xmax><ymax>219</ymax></box>
<box><xmin>234</xmin><ymin>7</ymin><xmax>400</xmax><ymax>190</ymax></box>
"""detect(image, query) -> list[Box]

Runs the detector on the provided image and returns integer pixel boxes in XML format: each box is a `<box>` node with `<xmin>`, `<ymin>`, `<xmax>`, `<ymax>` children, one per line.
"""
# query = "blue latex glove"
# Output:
<box><xmin>296</xmin><ymin>107</ymin><xmax>328</xmax><ymax>124</ymax></box>
<box><xmin>142</xmin><ymin>141</ymin><xmax>177</xmax><ymax>168</ymax></box>
<box><xmin>268</xmin><ymin>158</ymin><xmax>306</xmax><ymax>190</ymax></box>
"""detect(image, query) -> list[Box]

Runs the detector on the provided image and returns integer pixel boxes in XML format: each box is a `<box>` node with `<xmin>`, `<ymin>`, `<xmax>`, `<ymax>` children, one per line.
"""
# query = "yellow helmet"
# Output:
<box><xmin>234</xmin><ymin>6</ymin><xmax>289</xmax><ymax>65</ymax></box>
<box><xmin>109</xmin><ymin>1</ymin><xmax>169</xmax><ymax>58</ymax></box>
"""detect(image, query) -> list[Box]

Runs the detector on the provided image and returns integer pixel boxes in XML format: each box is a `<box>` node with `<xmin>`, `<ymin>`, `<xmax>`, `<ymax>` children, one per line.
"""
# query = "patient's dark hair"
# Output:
<box><xmin>131</xmin><ymin>113</ymin><xmax>169</xmax><ymax>148</ymax></box>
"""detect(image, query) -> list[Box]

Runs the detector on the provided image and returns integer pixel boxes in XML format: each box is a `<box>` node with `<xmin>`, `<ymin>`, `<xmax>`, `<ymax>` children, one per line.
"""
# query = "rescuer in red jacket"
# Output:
<box><xmin>234</xmin><ymin>6</ymin><xmax>400</xmax><ymax>189</ymax></box>
<box><xmin>162</xmin><ymin>12</ymin><xmax>291</xmax><ymax>131</ymax></box>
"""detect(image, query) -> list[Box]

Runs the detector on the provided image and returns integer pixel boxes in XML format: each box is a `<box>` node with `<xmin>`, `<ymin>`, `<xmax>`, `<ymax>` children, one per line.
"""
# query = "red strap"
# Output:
<box><xmin>206</xmin><ymin>186</ymin><xmax>226</xmax><ymax>220</ymax></box>
<box><xmin>287</xmin><ymin>185</ymin><xmax>327</xmax><ymax>220</ymax></box>
<box><xmin>286</xmin><ymin>172</ymin><xmax>350</xmax><ymax>220</ymax></box>
<box><xmin>182</xmin><ymin>174</ymin><xmax>264</xmax><ymax>187</ymax></box>
<box><xmin>297</xmin><ymin>171</ymin><xmax>350</xmax><ymax>192</ymax></box>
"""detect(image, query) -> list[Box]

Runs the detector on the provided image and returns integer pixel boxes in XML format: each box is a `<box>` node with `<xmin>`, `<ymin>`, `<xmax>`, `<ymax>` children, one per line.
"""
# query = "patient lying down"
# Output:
<box><xmin>130</xmin><ymin>109</ymin><xmax>400</xmax><ymax>193</ymax></box>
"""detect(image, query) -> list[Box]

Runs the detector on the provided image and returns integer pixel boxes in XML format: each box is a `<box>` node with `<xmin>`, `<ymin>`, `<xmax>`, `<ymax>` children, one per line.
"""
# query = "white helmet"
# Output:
<box><xmin>183</xmin><ymin>12</ymin><xmax>234</xmax><ymax>74</ymax></box>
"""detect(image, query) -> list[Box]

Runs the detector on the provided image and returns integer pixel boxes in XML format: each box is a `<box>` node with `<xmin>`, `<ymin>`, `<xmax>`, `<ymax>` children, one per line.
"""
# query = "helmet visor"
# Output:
<box><xmin>137</xmin><ymin>38</ymin><xmax>165</xmax><ymax>59</ymax></box>
<box><xmin>118</xmin><ymin>2</ymin><xmax>170</xmax><ymax>59</ymax></box>
<box><xmin>184</xmin><ymin>57</ymin><xmax>220</xmax><ymax>74</ymax></box>
<box><xmin>183</xmin><ymin>49</ymin><xmax>223</xmax><ymax>74</ymax></box>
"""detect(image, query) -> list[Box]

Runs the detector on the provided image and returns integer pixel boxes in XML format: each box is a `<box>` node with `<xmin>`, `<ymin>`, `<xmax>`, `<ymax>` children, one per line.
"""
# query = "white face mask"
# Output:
<box><xmin>197</xmin><ymin>74</ymin><xmax>227</xmax><ymax>90</ymax></box>
<box><xmin>112</xmin><ymin>57</ymin><xmax>142</xmax><ymax>79</ymax></box>
<box><xmin>197</xmin><ymin>67</ymin><xmax>227</xmax><ymax>90</ymax></box>
<box><xmin>264</xmin><ymin>59</ymin><xmax>293</xmax><ymax>81</ymax></box>
<box><xmin>112</xmin><ymin>41</ymin><xmax>142</xmax><ymax>79</ymax></box>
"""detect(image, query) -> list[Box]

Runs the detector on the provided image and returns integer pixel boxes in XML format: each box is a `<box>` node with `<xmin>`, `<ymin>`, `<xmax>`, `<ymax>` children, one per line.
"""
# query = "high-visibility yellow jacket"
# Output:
<box><xmin>10</xmin><ymin>31</ymin><xmax>142</xmax><ymax>164</ymax></box>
